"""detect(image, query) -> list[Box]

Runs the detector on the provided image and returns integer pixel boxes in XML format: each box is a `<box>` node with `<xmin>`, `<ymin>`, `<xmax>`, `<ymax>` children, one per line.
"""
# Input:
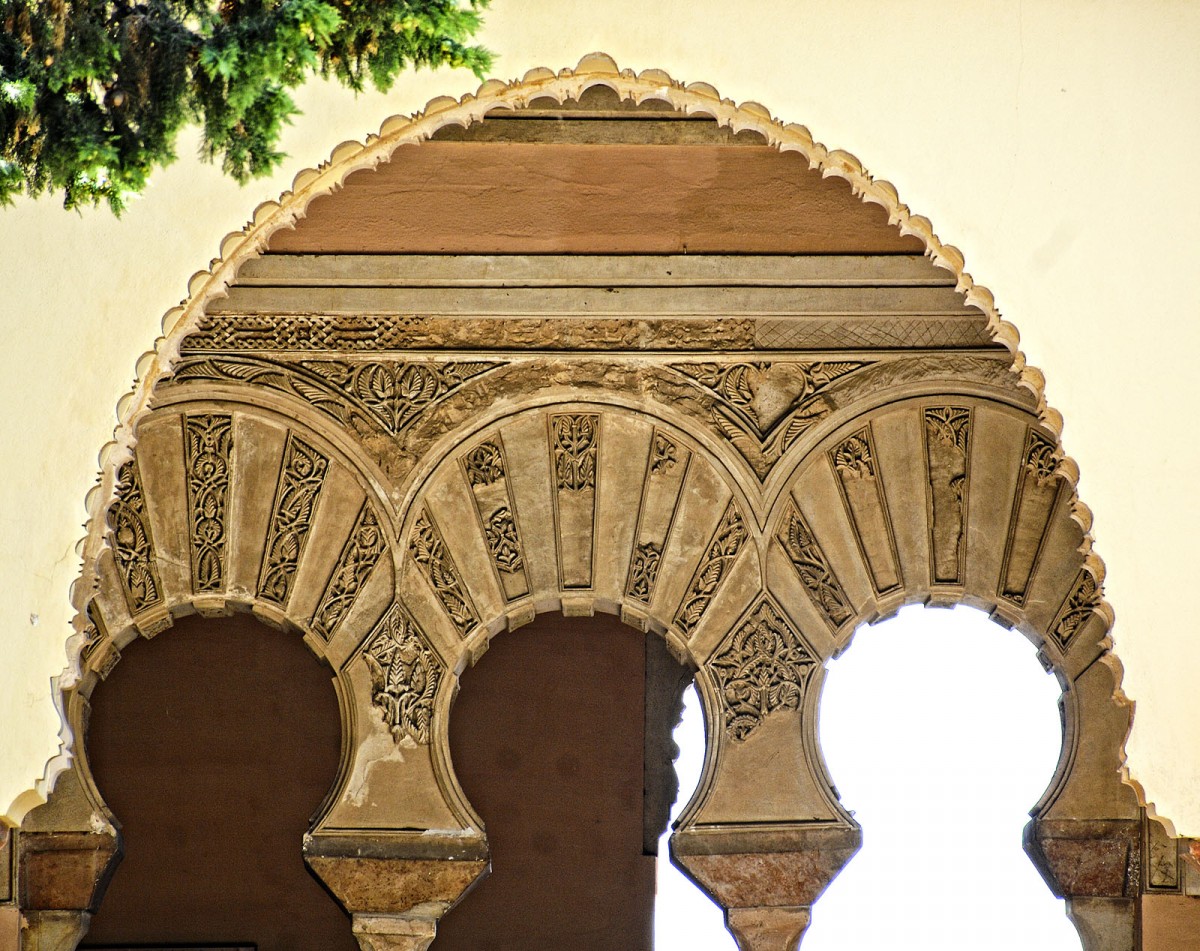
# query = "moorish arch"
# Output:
<box><xmin>9</xmin><ymin>54</ymin><xmax>1195</xmax><ymax>951</ymax></box>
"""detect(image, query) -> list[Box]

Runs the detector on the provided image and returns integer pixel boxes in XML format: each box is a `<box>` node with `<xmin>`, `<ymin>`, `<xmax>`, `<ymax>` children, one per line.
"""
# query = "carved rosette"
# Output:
<box><xmin>311</xmin><ymin>501</ymin><xmax>387</xmax><ymax>641</ymax></box>
<box><xmin>674</xmin><ymin>501</ymin><xmax>747</xmax><ymax>637</ymax></box>
<box><xmin>409</xmin><ymin>508</ymin><xmax>479</xmax><ymax>636</ymax></box>
<box><xmin>709</xmin><ymin>598</ymin><xmax>817</xmax><ymax>741</ymax></box>
<box><xmin>362</xmin><ymin>603</ymin><xmax>444</xmax><ymax>746</ymax></box>
<box><xmin>183</xmin><ymin>414</ymin><xmax>233</xmax><ymax>592</ymax></box>
<box><xmin>106</xmin><ymin>457</ymin><xmax>164</xmax><ymax>615</ymax></box>
<box><xmin>776</xmin><ymin>501</ymin><xmax>853</xmax><ymax>631</ymax></box>
<box><xmin>258</xmin><ymin>434</ymin><xmax>329</xmax><ymax>606</ymax></box>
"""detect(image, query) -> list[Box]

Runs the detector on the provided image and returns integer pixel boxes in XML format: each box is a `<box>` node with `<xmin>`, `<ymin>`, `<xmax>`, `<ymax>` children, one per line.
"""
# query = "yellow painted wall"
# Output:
<box><xmin>2</xmin><ymin>1</ymin><xmax>1198</xmax><ymax>836</ymax></box>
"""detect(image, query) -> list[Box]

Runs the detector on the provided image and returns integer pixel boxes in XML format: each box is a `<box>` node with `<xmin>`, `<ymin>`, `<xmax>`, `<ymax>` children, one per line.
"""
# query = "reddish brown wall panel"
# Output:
<box><xmin>268</xmin><ymin>143</ymin><xmax>924</xmax><ymax>255</ymax></box>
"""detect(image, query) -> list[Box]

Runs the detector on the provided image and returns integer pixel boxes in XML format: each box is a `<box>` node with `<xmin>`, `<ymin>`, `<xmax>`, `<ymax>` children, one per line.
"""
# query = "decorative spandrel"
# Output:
<box><xmin>107</xmin><ymin>457</ymin><xmax>164</xmax><ymax>616</ymax></box>
<box><xmin>258</xmin><ymin>434</ymin><xmax>328</xmax><ymax>606</ymax></box>
<box><xmin>311</xmin><ymin>501</ymin><xmax>387</xmax><ymax>641</ymax></box>
<box><xmin>183</xmin><ymin>414</ymin><xmax>233</xmax><ymax>593</ymax></box>
<box><xmin>709</xmin><ymin>598</ymin><xmax>818</xmax><ymax>741</ymax></box>
<box><xmin>361</xmin><ymin>603</ymin><xmax>444</xmax><ymax>746</ymax></box>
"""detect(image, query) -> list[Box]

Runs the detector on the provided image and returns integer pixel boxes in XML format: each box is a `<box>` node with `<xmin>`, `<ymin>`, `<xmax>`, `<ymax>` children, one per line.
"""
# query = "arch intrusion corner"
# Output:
<box><xmin>7</xmin><ymin>55</ymin><xmax>1193</xmax><ymax>951</ymax></box>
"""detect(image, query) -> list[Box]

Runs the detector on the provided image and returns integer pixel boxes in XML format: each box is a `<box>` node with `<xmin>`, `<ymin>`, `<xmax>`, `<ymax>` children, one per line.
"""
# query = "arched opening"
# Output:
<box><xmin>80</xmin><ymin>612</ymin><xmax>353</xmax><ymax>950</ymax></box>
<box><xmin>439</xmin><ymin>612</ymin><xmax>691</xmax><ymax>951</ymax></box>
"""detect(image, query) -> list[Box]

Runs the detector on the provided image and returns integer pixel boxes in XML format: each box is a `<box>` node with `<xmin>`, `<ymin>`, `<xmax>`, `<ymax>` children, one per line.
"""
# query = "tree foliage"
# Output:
<box><xmin>0</xmin><ymin>0</ymin><xmax>491</xmax><ymax>211</ymax></box>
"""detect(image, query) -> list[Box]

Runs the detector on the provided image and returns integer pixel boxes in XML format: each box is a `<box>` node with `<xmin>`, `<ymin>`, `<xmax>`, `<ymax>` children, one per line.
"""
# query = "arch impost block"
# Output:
<box><xmin>670</xmin><ymin>823</ymin><xmax>860</xmax><ymax>911</ymax></box>
<box><xmin>303</xmin><ymin>831</ymin><xmax>488</xmax><ymax>917</ymax></box>
<box><xmin>1024</xmin><ymin>817</ymin><xmax>1142</xmax><ymax>899</ymax></box>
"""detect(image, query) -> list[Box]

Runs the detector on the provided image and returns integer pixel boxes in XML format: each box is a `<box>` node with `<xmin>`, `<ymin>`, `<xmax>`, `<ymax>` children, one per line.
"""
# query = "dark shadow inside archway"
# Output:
<box><xmin>81</xmin><ymin>612</ymin><xmax>355</xmax><ymax>951</ymax></box>
<box><xmin>436</xmin><ymin>612</ymin><xmax>692</xmax><ymax>951</ymax></box>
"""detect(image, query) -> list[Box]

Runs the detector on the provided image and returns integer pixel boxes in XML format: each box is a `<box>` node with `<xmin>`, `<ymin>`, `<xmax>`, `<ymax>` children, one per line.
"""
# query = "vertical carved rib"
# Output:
<box><xmin>674</xmin><ymin>500</ymin><xmax>748</xmax><ymax>638</ymax></box>
<box><xmin>776</xmin><ymin>500</ymin><xmax>853</xmax><ymax>632</ymax></box>
<box><xmin>311</xmin><ymin>501</ymin><xmax>387</xmax><ymax>641</ymax></box>
<box><xmin>829</xmin><ymin>426</ymin><xmax>901</xmax><ymax>596</ymax></box>
<box><xmin>461</xmin><ymin>438</ymin><xmax>529</xmax><ymax>601</ymax></box>
<box><xmin>107</xmin><ymin>457</ymin><xmax>164</xmax><ymax>615</ymax></box>
<box><xmin>183</xmin><ymin>414</ymin><xmax>233</xmax><ymax>593</ymax></box>
<box><xmin>550</xmin><ymin>413</ymin><xmax>599</xmax><ymax>589</ymax></box>
<box><xmin>625</xmin><ymin>430</ymin><xmax>692</xmax><ymax>604</ymax></box>
<box><xmin>258</xmin><ymin>434</ymin><xmax>328</xmax><ymax>606</ymax></box>
<box><xmin>998</xmin><ymin>429</ymin><xmax>1061</xmax><ymax>606</ymax></box>
<box><xmin>923</xmin><ymin>406</ymin><xmax>972</xmax><ymax>585</ymax></box>
<box><xmin>1049</xmin><ymin>569</ymin><xmax>1102</xmax><ymax>652</ymax></box>
<box><xmin>409</xmin><ymin>507</ymin><xmax>479</xmax><ymax>637</ymax></box>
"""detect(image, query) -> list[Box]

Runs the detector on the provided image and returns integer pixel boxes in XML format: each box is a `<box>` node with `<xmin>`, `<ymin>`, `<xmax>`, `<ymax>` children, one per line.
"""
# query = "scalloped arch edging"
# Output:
<box><xmin>9</xmin><ymin>51</ymin><xmax>1119</xmax><ymax>828</ymax></box>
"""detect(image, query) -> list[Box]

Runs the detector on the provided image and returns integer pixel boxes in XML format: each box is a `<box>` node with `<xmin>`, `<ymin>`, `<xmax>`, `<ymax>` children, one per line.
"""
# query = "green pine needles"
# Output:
<box><xmin>0</xmin><ymin>0</ymin><xmax>492</xmax><ymax>212</ymax></box>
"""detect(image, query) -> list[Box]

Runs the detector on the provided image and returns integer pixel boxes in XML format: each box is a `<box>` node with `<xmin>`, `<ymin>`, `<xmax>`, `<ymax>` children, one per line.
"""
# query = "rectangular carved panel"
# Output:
<box><xmin>829</xmin><ymin>426</ymin><xmax>901</xmax><ymax>596</ymax></box>
<box><xmin>999</xmin><ymin>429</ymin><xmax>1061</xmax><ymax>606</ymax></box>
<box><xmin>674</xmin><ymin>500</ymin><xmax>748</xmax><ymax>638</ymax></box>
<box><xmin>409</xmin><ymin>507</ymin><xmax>479</xmax><ymax>637</ymax></box>
<box><xmin>625</xmin><ymin>431</ymin><xmax>692</xmax><ymax>604</ymax></box>
<box><xmin>923</xmin><ymin>406</ymin><xmax>972</xmax><ymax>586</ymax></box>
<box><xmin>311</xmin><ymin>501</ymin><xmax>387</xmax><ymax>641</ymax></box>
<box><xmin>461</xmin><ymin>438</ymin><xmax>530</xmax><ymax>602</ymax></box>
<box><xmin>107</xmin><ymin>457</ymin><xmax>165</xmax><ymax>617</ymax></box>
<box><xmin>258</xmin><ymin>433</ymin><xmax>328</xmax><ymax>606</ymax></box>
<box><xmin>776</xmin><ymin>500</ymin><xmax>853</xmax><ymax>633</ymax></box>
<box><xmin>183</xmin><ymin>414</ymin><xmax>233</xmax><ymax>593</ymax></box>
<box><xmin>550</xmin><ymin>414</ymin><xmax>599</xmax><ymax>589</ymax></box>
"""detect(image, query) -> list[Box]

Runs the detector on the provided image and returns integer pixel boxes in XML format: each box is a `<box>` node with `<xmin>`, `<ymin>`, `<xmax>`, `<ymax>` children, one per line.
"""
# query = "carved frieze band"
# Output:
<box><xmin>669</xmin><ymin>361</ymin><xmax>867</xmax><ymax>481</ymax></box>
<box><xmin>674</xmin><ymin>500</ymin><xmax>748</xmax><ymax>638</ymax></box>
<box><xmin>923</xmin><ymin>406</ymin><xmax>972</xmax><ymax>586</ymax></box>
<box><xmin>461</xmin><ymin>438</ymin><xmax>529</xmax><ymax>601</ymax></box>
<box><xmin>311</xmin><ymin>500</ymin><xmax>387</xmax><ymax>641</ymax></box>
<box><xmin>183</xmin><ymin>414</ymin><xmax>233</xmax><ymax>593</ymax></box>
<box><xmin>776</xmin><ymin>500</ymin><xmax>853</xmax><ymax>632</ymax></box>
<box><xmin>107</xmin><ymin>457</ymin><xmax>165</xmax><ymax>616</ymax></box>
<box><xmin>709</xmin><ymin>598</ymin><xmax>817</xmax><ymax>741</ymax></box>
<box><xmin>258</xmin><ymin>434</ymin><xmax>329</xmax><ymax>606</ymax></box>
<box><xmin>829</xmin><ymin>426</ymin><xmax>902</xmax><ymax>596</ymax></box>
<box><xmin>362</xmin><ymin>603</ymin><xmax>444</xmax><ymax>746</ymax></box>
<box><xmin>998</xmin><ymin>428</ymin><xmax>1061</xmax><ymax>606</ymax></box>
<box><xmin>409</xmin><ymin>507</ymin><xmax>479</xmax><ymax>636</ymax></box>
<box><xmin>550</xmin><ymin>414</ymin><xmax>599</xmax><ymax>589</ymax></box>
<box><xmin>171</xmin><ymin>357</ymin><xmax>502</xmax><ymax>437</ymax></box>
<box><xmin>625</xmin><ymin>431</ymin><xmax>692</xmax><ymax>604</ymax></box>
<box><xmin>1049</xmin><ymin>570</ymin><xmax>1103</xmax><ymax>653</ymax></box>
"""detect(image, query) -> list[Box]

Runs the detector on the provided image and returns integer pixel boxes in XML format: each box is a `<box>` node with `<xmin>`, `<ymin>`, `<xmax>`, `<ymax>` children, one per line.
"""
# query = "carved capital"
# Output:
<box><xmin>1025</xmin><ymin>818</ymin><xmax>1141</xmax><ymax>899</ymax></box>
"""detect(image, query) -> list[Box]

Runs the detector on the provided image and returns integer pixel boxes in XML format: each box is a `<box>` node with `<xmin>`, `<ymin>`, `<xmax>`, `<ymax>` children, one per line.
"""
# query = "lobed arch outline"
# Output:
<box><xmin>8</xmin><ymin>50</ymin><xmax>1170</xmax><ymax>951</ymax></box>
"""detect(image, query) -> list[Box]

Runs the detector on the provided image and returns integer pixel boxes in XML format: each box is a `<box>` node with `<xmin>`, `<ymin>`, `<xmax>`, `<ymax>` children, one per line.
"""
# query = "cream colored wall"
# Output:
<box><xmin>2</xmin><ymin>0</ymin><xmax>1198</xmax><ymax>834</ymax></box>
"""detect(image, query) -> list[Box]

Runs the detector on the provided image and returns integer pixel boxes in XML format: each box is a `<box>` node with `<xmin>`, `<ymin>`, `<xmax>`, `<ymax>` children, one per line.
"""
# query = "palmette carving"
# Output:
<box><xmin>184</xmin><ymin>414</ymin><xmax>233</xmax><ymax>592</ymax></box>
<box><xmin>999</xmin><ymin>428</ymin><xmax>1062</xmax><ymax>606</ymax></box>
<box><xmin>651</xmin><ymin>432</ymin><xmax>679</xmax><ymax>473</ymax></box>
<box><xmin>311</xmin><ymin>502</ymin><xmax>387</xmax><ymax>641</ymax></box>
<box><xmin>171</xmin><ymin>356</ymin><xmax>501</xmax><ymax>437</ymax></box>
<box><xmin>924</xmin><ymin>406</ymin><xmax>971</xmax><ymax>585</ymax></box>
<box><xmin>625</xmin><ymin>429</ymin><xmax>691</xmax><ymax>605</ymax></box>
<box><xmin>258</xmin><ymin>434</ymin><xmax>328</xmax><ymax>605</ymax></box>
<box><xmin>362</xmin><ymin>603</ymin><xmax>444</xmax><ymax>746</ymax></box>
<box><xmin>409</xmin><ymin>508</ymin><xmax>479</xmax><ymax>635</ymax></box>
<box><xmin>830</xmin><ymin>426</ymin><xmax>901</xmax><ymax>596</ymax></box>
<box><xmin>675</xmin><ymin>500</ymin><xmax>747</xmax><ymax>637</ymax></box>
<box><xmin>551</xmin><ymin>414</ymin><xmax>599</xmax><ymax>490</ymax></box>
<box><xmin>776</xmin><ymin>502</ymin><xmax>853</xmax><ymax>631</ymax></box>
<box><xmin>107</xmin><ymin>458</ymin><xmax>164</xmax><ymax>615</ymax></box>
<box><xmin>550</xmin><ymin>414</ymin><xmax>600</xmax><ymax>588</ymax></box>
<box><xmin>710</xmin><ymin>598</ymin><xmax>817</xmax><ymax>741</ymax></box>
<box><xmin>627</xmin><ymin>543</ymin><xmax>663</xmax><ymax>602</ymax></box>
<box><xmin>1050</xmin><ymin>570</ymin><xmax>1103</xmax><ymax>652</ymax></box>
<box><xmin>461</xmin><ymin>439</ymin><xmax>529</xmax><ymax>598</ymax></box>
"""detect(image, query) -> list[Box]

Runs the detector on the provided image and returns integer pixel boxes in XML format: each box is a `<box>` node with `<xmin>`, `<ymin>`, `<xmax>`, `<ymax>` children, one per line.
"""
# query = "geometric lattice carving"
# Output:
<box><xmin>1049</xmin><ymin>569</ymin><xmax>1103</xmax><ymax>652</ymax></box>
<box><xmin>106</xmin><ymin>457</ymin><xmax>164</xmax><ymax>615</ymax></box>
<box><xmin>776</xmin><ymin>500</ymin><xmax>853</xmax><ymax>631</ymax></box>
<box><xmin>709</xmin><ymin>598</ymin><xmax>817</xmax><ymax>741</ymax></box>
<box><xmin>172</xmin><ymin>356</ymin><xmax>502</xmax><ymax>437</ymax></box>
<box><xmin>674</xmin><ymin>500</ymin><xmax>747</xmax><ymax>638</ymax></box>
<box><xmin>258</xmin><ymin>434</ymin><xmax>328</xmax><ymax>606</ymax></box>
<box><xmin>923</xmin><ymin>406</ymin><xmax>971</xmax><ymax>586</ymax></box>
<box><xmin>362</xmin><ymin>603</ymin><xmax>444</xmax><ymax>746</ymax></box>
<box><xmin>183</xmin><ymin>414</ymin><xmax>233</xmax><ymax>593</ymax></box>
<box><xmin>998</xmin><ymin>428</ymin><xmax>1061</xmax><ymax>606</ymax></box>
<box><xmin>311</xmin><ymin>501</ymin><xmax>387</xmax><ymax>641</ymax></box>
<box><xmin>409</xmin><ymin>507</ymin><xmax>479</xmax><ymax>636</ymax></box>
<box><xmin>830</xmin><ymin>426</ymin><xmax>901</xmax><ymax>596</ymax></box>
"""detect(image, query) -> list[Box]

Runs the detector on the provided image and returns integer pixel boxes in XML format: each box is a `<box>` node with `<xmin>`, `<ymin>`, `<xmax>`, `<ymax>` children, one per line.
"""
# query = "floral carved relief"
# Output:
<box><xmin>107</xmin><ymin>457</ymin><xmax>164</xmax><ymax>616</ymax></box>
<box><xmin>362</xmin><ymin>603</ymin><xmax>444</xmax><ymax>746</ymax></box>
<box><xmin>409</xmin><ymin>507</ymin><xmax>479</xmax><ymax>636</ymax></box>
<box><xmin>1049</xmin><ymin>570</ymin><xmax>1103</xmax><ymax>652</ymax></box>
<box><xmin>258</xmin><ymin>434</ymin><xmax>328</xmax><ymax>606</ymax></box>
<box><xmin>311</xmin><ymin>501</ymin><xmax>387</xmax><ymax>641</ymax></box>
<box><xmin>183</xmin><ymin>414</ymin><xmax>233</xmax><ymax>593</ymax></box>
<box><xmin>674</xmin><ymin>500</ymin><xmax>747</xmax><ymax>638</ymax></box>
<box><xmin>776</xmin><ymin>501</ymin><xmax>853</xmax><ymax>632</ymax></box>
<box><xmin>709</xmin><ymin>598</ymin><xmax>817</xmax><ymax>741</ymax></box>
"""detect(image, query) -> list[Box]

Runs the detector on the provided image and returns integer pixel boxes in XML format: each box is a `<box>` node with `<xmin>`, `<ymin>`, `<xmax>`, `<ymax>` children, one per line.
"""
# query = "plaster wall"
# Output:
<box><xmin>1</xmin><ymin>0</ymin><xmax>1198</xmax><ymax>836</ymax></box>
